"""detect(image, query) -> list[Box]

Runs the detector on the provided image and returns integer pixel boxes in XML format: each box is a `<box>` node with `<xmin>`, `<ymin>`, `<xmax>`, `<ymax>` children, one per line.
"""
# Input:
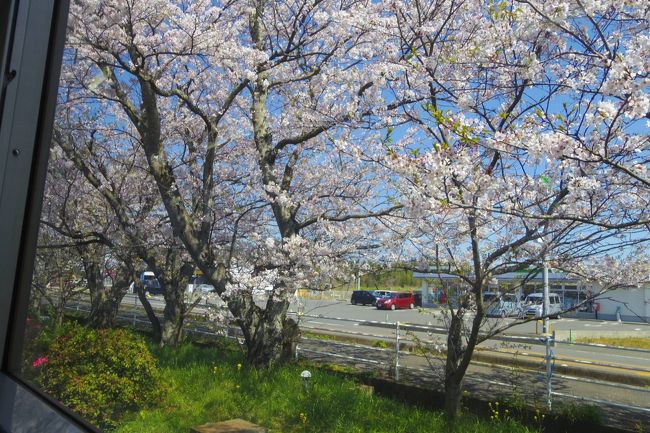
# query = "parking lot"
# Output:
<box><xmin>291</xmin><ymin>298</ymin><xmax>650</xmax><ymax>340</ymax></box>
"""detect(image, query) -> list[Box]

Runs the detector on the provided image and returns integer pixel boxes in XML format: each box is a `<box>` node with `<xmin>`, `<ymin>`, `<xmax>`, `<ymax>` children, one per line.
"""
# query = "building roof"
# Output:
<box><xmin>413</xmin><ymin>271</ymin><xmax>579</xmax><ymax>283</ymax></box>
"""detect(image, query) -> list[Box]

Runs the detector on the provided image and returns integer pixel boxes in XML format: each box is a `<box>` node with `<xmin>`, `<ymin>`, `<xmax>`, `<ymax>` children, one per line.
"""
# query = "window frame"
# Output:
<box><xmin>0</xmin><ymin>0</ymin><xmax>100</xmax><ymax>431</ymax></box>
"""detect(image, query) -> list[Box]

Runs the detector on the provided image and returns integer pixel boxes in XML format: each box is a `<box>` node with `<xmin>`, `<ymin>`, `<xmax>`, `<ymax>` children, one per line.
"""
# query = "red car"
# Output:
<box><xmin>376</xmin><ymin>292</ymin><xmax>415</xmax><ymax>310</ymax></box>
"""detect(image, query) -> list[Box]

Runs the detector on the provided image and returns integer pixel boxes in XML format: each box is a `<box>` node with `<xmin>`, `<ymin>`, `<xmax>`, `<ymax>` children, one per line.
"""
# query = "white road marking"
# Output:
<box><xmin>305</xmin><ymin>320</ymin><xmax>347</xmax><ymax>327</ymax></box>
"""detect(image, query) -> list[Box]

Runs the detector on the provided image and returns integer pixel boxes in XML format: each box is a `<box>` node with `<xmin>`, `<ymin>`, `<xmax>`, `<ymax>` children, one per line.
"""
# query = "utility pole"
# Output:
<box><xmin>542</xmin><ymin>252</ymin><xmax>552</xmax><ymax>411</ymax></box>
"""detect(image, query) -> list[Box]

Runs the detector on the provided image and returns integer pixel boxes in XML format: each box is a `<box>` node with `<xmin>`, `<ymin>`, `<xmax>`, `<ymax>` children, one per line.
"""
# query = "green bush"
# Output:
<box><xmin>21</xmin><ymin>317</ymin><xmax>80</xmax><ymax>380</ymax></box>
<box><xmin>373</xmin><ymin>339</ymin><xmax>390</xmax><ymax>349</ymax></box>
<box><xmin>37</xmin><ymin>324</ymin><xmax>162</xmax><ymax>430</ymax></box>
<box><xmin>555</xmin><ymin>403</ymin><xmax>602</xmax><ymax>427</ymax></box>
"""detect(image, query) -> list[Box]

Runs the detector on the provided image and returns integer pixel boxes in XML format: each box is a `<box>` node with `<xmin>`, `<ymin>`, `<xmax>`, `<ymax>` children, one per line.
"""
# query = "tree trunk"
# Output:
<box><xmin>135</xmin><ymin>282</ymin><xmax>162</xmax><ymax>342</ymax></box>
<box><xmin>245</xmin><ymin>314</ymin><xmax>299</xmax><ymax>368</ymax></box>
<box><xmin>444</xmin><ymin>373</ymin><xmax>464</xmax><ymax>421</ymax></box>
<box><xmin>88</xmin><ymin>292</ymin><xmax>120</xmax><ymax>328</ymax></box>
<box><xmin>230</xmin><ymin>290</ymin><xmax>299</xmax><ymax>368</ymax></box>
<box><xmin>53</xmin><ymin>291</ymin><xmax>66</xmax><ymax>329</ymax></box>
<box><xmin>160</xmin><ymin>288</ymin><xmax>185</xmax><ymax>347</ymax></box>
<box><xmin>28</xmin><ymin>287</ymin><xmax>43</xmax><ymax>321</ymax></box>
<box><xmin>81</xmin><ymin>245</ymin><xmax>126</xmax><ymax>329</ymax></box>
<box><xmin>444</xmin><ymin>312</ymin><xmax>465</xmax><ymax>419</ymax></box>
<box><xmin>160</xmin><ymin>313</ymin><xmax>184</xmax><ymax>347</ymax></box>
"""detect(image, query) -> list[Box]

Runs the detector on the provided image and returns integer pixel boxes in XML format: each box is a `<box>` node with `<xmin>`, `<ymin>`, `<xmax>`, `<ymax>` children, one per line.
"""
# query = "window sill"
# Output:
<box><xmin>0</xmin><ymin>373</ymin><xmax>86</xmax><ymax>433</ymax></box>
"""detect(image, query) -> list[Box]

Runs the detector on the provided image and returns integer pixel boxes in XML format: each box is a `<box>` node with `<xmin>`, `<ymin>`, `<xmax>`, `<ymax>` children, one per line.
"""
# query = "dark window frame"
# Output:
<box><xmin>0</xmin><ymin>0</ymin><xmax>99</xmax><ymax>431</ymax></box>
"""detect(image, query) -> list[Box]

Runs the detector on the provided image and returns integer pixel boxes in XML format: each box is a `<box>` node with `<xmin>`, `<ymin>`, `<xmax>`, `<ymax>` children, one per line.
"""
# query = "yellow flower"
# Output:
<box><xmin>237</xmin><ymin>363</ymin><xmax>242</xmax><ymax>371</ymax></box>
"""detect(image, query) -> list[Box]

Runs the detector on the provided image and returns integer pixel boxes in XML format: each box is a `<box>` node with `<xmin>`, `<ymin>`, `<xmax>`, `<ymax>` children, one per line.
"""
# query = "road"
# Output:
<box><xmin>110</xmin><ymin>293</ymin><xmax>650</xmax><ymax>429</ymax></box>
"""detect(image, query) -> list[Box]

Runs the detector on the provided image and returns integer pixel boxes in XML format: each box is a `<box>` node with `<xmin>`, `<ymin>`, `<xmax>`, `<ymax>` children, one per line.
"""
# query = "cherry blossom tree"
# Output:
<box><xmin>52</xmin><ymin>121</ymin><xmax>204</xmax><ymax>346</ymax></box>
<box><xmin>59</xmin><ymin>0</ymin><xmax>402</xmax><ymax>367</ymax></box>
<box><xmin>38</xmin><ymin>149</ymin><xmax>136</xmax><ymax>329</ymax></box>
<box><xmin>380</xmin><ymin>0</ymin><xmax>649</xmax><ymax>418</ymax></box>
<box><xmin>31</xmin><ymin>228</ymin><xmax>86</xmax><ymax>329</ymax></box>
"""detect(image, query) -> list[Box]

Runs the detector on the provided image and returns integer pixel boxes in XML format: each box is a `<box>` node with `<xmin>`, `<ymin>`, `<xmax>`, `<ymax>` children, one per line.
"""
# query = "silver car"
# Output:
<box><xmin>485</xmin><ymin>293</ymin><xmax>523</xmax><ymax>318</ymax></box>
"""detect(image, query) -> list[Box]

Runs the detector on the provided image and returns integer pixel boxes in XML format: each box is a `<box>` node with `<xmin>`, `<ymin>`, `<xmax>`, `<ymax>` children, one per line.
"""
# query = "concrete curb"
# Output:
<box><xmin>471</xmin><ymin>349</ymin><xmax>650</xmax><ymax>387</ymax></box>
<box><xmin>301</xmin><ymin>328</ymin><xmax>650</xmax><ymax>388</ymax></box>
<box><xmin>360</xmin><ymin>320</ymin><xmax>548</xmax><ymax>346</ymax></box>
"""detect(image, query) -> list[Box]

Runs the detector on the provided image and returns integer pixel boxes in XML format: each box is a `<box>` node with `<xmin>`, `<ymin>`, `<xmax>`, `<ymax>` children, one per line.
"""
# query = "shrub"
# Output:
<box><xmin>37</xmin><ymin>324</ymin><xmax>162</xmax><ymax>430</ymax></box>
<box><xmin>555</xmin><ymin>403</ymin><xmax>603</xmax><ymax>427</ymax></box>
<box><xmin>21</xmin><ymin>317</ymin><xmax>72</xmax><ymax>380</ymax></box>
<box><xmin>373</xmin><ymin>339</ymin><xmax>390</xmax><ymax>349</ymax></box>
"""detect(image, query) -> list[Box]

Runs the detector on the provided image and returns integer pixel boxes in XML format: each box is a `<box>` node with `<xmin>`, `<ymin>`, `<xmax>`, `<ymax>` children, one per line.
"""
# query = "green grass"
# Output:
<box><xmin>115</xmin><ymin>341</ymin><xmax>537</xmax><ymax>433</ymax></box>
<box><xmin>575</xmin><ymin>336</ymin><xmax>650</xmax><ymax>349</ymax></box>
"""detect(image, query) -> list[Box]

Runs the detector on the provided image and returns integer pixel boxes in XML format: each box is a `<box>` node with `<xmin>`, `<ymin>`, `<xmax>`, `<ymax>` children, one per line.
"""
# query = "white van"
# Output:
<box><xmin>524</xmin><ymin>293</ymin><xmax>562</xmax><ymax>318</ymax></box>
<box><xmin>128</xmin><ymin>271</ymin><xmax>162</xmax><ymax>295</ymax></box>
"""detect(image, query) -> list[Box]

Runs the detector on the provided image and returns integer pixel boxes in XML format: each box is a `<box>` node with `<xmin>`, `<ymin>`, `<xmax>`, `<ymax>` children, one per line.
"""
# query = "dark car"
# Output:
<box><xmin>371</xmin><ymin>290</ymin><xmax>391</xmax><ymax>305</ymax></box>
<box><xmin>350</xmin><ymin>290</ymin><xmax>376</xmax><ymax>306</ymax></box>
<box><xmin>376</xmin><ymin>292</ymin><xmax>415</xmax><ymax>310</ymax></box>
<box><xmin>144</xmin><ymin>276</ymin><xmax>164</xmax><ymax>296</ymax></box>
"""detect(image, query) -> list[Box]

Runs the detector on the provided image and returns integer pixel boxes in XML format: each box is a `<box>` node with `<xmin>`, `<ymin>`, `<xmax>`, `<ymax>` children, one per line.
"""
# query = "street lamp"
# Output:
<box><xmin>300</xmin><ymin>370</ymin><xmax>312</xmax><ymax>391</ymax></box>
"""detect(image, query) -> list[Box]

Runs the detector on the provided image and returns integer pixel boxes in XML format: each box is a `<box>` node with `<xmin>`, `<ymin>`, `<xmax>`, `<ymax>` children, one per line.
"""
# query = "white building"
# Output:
<box><xmin>414</xmin><ymin>271</ymin><xmax>650</xmax><ymax>323</ymax></box>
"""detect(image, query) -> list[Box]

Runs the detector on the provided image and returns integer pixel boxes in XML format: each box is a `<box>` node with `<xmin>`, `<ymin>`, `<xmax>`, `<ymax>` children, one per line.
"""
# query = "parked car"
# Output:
<box><xmin>128</xmin><ymin>271</ymin><xmax>164</xmax><ymax>295</ymax></box>
<box><xmin>350</xmin><ymin>290</ymin><xmax>376</xmax><ymax>306</ymax></box>
<box><xmin>376</xmin><ymin>292</ymin><xmax>415</xmax><ymax>310</ymax></box>
<box><xmin>371</xmin><ymin>290</ymin><xmax>391</xmax><ymax>305</ymax></box>
<box><xmin>524</xmin><ymin>293</ymin><xmax>562</xmax><ymax>318</ymax></box>
<box><xmin>414</xmin><ymin>292</ymin><xmax>422</xmax><ymax>307</ymax></box>
<box><xmin>485</xmin><ymin>293</ymin><xmax>522</xmax><ymax>318</ymax></box>
<box><xmin>143</xmin><ymin>272</ymin><xmax>163</xmax><ymax>296</ymax></box>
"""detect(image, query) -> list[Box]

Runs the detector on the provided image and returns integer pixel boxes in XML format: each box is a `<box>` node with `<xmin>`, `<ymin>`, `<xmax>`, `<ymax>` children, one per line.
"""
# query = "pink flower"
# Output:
<box><xmin>32</xmin><ymin>356</ymin><xmax>48</xmax><ymax>368</ymax></box>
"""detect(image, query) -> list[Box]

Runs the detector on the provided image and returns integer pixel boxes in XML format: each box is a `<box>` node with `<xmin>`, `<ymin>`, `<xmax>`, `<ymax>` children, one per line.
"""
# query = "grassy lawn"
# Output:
<box><xmin>575</xmin><ymin>336</ymin><xmax>650</xmax><ymax>349</ymax></box>
<box><xmin>115</xmin><ymin>341</ymin><xmax>537</xmax><ymax>433</ymax></box>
